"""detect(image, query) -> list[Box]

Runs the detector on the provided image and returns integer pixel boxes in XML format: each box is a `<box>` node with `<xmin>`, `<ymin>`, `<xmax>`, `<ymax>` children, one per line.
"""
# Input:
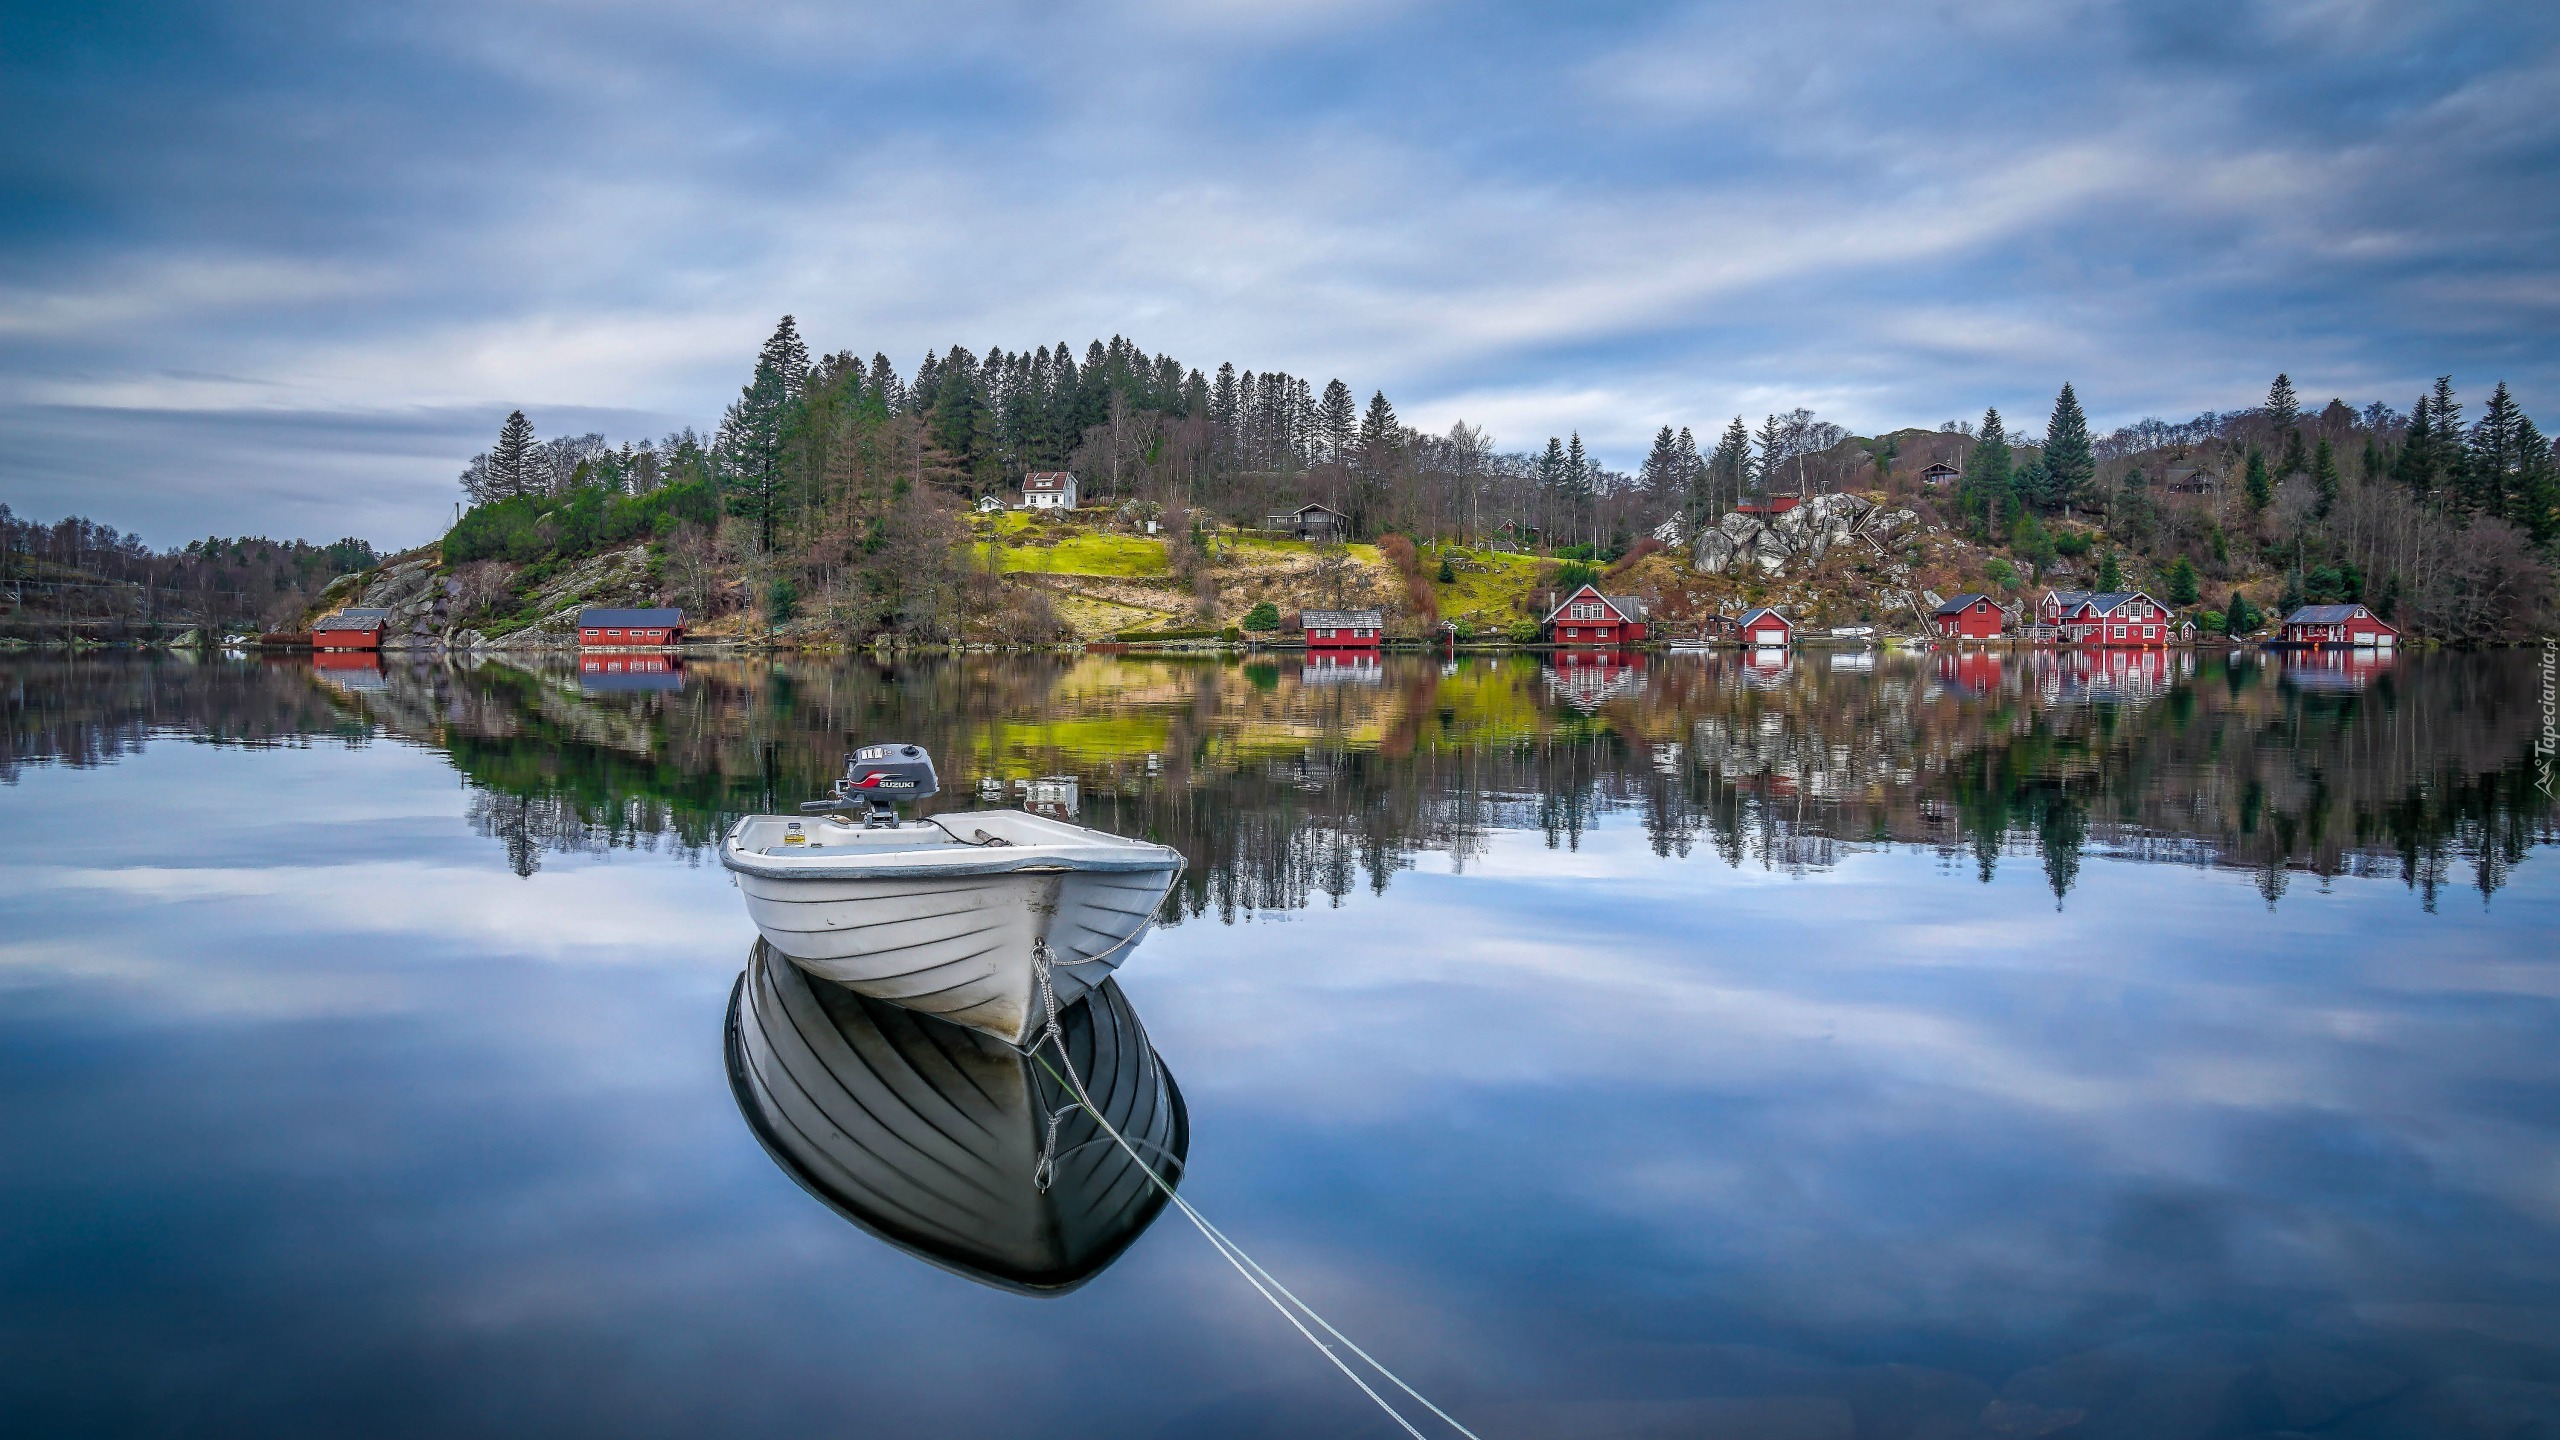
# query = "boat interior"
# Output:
<box><xmin>729</xmin><ymin>808</ymin><xmax>1111</xmax><ymax>858</ymax></box>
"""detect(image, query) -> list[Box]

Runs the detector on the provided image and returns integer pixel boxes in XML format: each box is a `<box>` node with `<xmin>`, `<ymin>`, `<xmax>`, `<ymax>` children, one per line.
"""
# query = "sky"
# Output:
<box><xmin>3</xmin><ymin>0</ymin><xmax>2557</xmax><ymax>549</ymax></box>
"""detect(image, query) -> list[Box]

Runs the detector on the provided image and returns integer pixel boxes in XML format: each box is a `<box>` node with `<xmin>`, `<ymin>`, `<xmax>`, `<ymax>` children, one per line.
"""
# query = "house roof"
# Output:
<box><xmin>1541</xmin><ymin>585</ymin><xmax>1646</xmax><ymax>625</ymax></box>
<box><xmin>1282</xmin><ymin>501</ymin><xmax>1347</xmax><ymax>519</ymax></box>
<box><xmin>2083</xmin><ymin>591</ymin><xmax>2160</xmax><ymax>616</ymax></box>
<box><xmin>577</xmin><ymin>607</ymin><xmax>684</xmax><ymax>627</ymax></box>
<box><xmin>1920</xmin><ymin>461</ymin><xmax>1961</xmax><ymax>475</ymax></box>
<box><xmin>1021</xmin><ymin>471</ymin><xmax>1076</xmax><ymax>492</ymax></box>
<box><xmin>1934</xmin><ymin>592</ymin><xmax>1992</xmax><ymax>615</ymax></box>
<box><xmin>2041</xmin><ymin>589</ymin><xmax>2093</xmax><ymax>609</ymax></box>
<box><xmin>2287</xmin><ymin>604</ymin><xmax>2375</xmax><ymax>625</ymax></box>
<box><xmin>1737</xmin><ymin>606</ymin><xmax>1790</xmax><ymax>628</ymax></box>
<box><xmin>1301</xmin><ymin>608</ymin><xmax>1383</xmax><ymax>628</ymax></box>
<box><xmin>313</xmin><ymin>612</ymin><xmax>385</xmax><ymax>632</ymax></box>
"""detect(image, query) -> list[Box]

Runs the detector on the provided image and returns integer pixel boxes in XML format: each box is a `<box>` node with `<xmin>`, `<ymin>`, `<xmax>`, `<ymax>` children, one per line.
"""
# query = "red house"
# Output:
<box><xmin>2042</xmin><ymin>591</ymin><xmax>2171</xmax><ymax>647</ymax></box>
<box><xmin>1301</xmin><ymin>608</ymin><xmax>1383</xmax><ymax>648</ymax></box>
<box><xmin>1543</xmin><ymin>585</ymin><xmax>1649</xmax><ymax>646</ymax></box>
<box><xmin>1931</xmin><ymin>592</ymin><xmax>2005</xmax><ymax>641</ymax></box>
<box><xmin>577</xmin><ymin>607</ymin><xmax>685</xmax><ymax>648</ymax></box>
<box><xmin>1737</xmin><ymin>606</ymin><xmax>1793</xmax><ymax>648</ymax></box>
<box><xmin>311</xmin><ymin>608</ymin><xmax>388</xmax><ymax>651</ymax></box>
<box><xmin>1734</xmin><ymin>496</ymin><xmax>1801</xmax><ymax>518</ymax></box>
<box><xmin>2283</xmin><ymin>603</ymin><xmax>2398</xmax><ymax>649</ymax></box>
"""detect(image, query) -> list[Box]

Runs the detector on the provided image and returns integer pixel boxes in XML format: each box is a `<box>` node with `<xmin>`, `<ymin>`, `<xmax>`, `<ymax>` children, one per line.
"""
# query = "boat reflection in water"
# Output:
<box><xmin>725</xmin><ymin>940</ymin><xmax>1187</xmax><ymax>1294</ymax></box>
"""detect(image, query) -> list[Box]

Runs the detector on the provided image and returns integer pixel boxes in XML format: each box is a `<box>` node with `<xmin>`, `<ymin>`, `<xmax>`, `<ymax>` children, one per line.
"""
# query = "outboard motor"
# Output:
<box><xmin>804</xmin><ymin>743</ymin><xmax>940</xmax><ymax>828</ymax></box>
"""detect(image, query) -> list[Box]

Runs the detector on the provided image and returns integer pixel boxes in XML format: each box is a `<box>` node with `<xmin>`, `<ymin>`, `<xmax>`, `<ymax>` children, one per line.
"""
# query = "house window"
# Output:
<box><xmin>2144</xmin><ymin>627</ymin><xmax>2157</xmax><ymax>639</ymax></box>
<box><xmin>2113</xmin><ymin>626</ymin><xmax>2126</xmax><ymax>639</ymax></box>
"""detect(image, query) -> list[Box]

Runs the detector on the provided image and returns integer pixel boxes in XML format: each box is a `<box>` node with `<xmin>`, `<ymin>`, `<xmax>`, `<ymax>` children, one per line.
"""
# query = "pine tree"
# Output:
<box><xmin>2395</xmin><ymin>392</ymin><xmax>2434</xmax><ymax>493</ymax></box>
<box><xmin>1754</xmin><ymin>415</ymin><xmax>1785</xmax><ymax>497</ymax></box>
<box><xmin>2279</xmin><ymin>426</ymin><xmax>2307</xmax><ymax>480</ymax></box>
<box><xmin>2226</xmin><ymin>590</ymin><xmax>2253</xmax><ymax>637</ymax></box>
<box><xmin>2264</xmin><ymin>373</ymin><xmax>2299</xmax><ymax>434</ymax></box>
<box><xmin>2166</xmin><ymin>555</ymin><xmax>2200</xmax><ymax>606</ymax></box>
<box><xmin>2244</xmin><ymin>446</ymin><xmax>2271</xmax><ymax>511</ymax></box>
<box><xmin>2312</xmin><ymin>436</ymin><xmax>2339</xmax><ymax>517</ymax></box>
<box><xmin>719</xmin><ymin>316</ymin><xmax>807</xmax><ymax>553</ymax></box>
<box><xmin>1350</xmin><ymin>390</ymin><xmax>1401</xmax><ymax>534</ymax></box>
<box><xmin>1966</xmin><ymin>408</ymin><xmax>2012</xmax><ymax>535</ymax></box>
<box><xmin>489</xmin><ymin>409</ymin><xmax>537</xmax><ymax>500</ymax></box>
<box><xmin>2097</xmin><ymin>549</ymin><xmax>2122</xmax><ymax>592</ymax></box>
<box><xmin>1564</xmin><ymin>433</ymin><xmax>1593</xmax><ymax>547</ymax></box>
<box><xmin>2466</xmin><ymin>380</ymin><xmax>2525</xmax><ymax>517</ymax></box>
<box><xmin>1710</xmin><ymin>417</ymin><xmax>1753</xmax><ymax>515</ymax></box>
<box><xmin>2511</xmin><ymin>416</ymin><xmax>2558</xmax><ymax>549</ymax></box>
<box><xmin>2042</xmin><ymin>383</ymin><xmax>2094</xmax><ymax>516</ymax></box>
<box><xmin>1319</xmin><ymin>380</ymin><xmax>1357</xmax><ymax>465</ymax></box>
<box><xmin>1641</xmin><ymin>426</ymin><xmax>1682</xmax><ymax>516</ymax></box>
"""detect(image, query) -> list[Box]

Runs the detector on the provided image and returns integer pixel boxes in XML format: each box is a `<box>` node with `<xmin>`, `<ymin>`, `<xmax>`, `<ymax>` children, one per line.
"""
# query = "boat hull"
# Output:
<box><xmin>722</xmin><ymin>809</ymin><xmax>1184</xmax><ymax>1048</ymax></box>
<box><xmin>727</xmin><ymin>942</ymin><xmax>1186</xmax><ymax>1294</ymax></box>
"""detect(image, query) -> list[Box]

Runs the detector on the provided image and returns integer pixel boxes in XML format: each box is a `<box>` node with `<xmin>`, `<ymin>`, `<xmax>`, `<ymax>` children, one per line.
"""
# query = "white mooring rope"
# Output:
<box><xmin>1031</xmin><ymin>941</ymin><xmax>1483</xmax><ymax>1440</ymax></box>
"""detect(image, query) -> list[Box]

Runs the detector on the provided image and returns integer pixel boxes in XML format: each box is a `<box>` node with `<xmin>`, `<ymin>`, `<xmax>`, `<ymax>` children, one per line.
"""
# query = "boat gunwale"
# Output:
<box><xmin>721</xmin><ymin>814</ymin><xmax>1182</xmax><ymax>882</ymax></box>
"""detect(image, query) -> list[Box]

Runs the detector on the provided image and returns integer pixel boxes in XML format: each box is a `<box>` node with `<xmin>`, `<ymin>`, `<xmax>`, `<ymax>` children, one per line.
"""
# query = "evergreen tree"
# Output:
<box><xmin>1640</xmin><ymin>426</ymin><xmax>1682</xmax><ymax>517</ymax></box>
<box><xmin>1563</xmin><ymin>432</ymin><xmax>1594</xmax><ymax>547</ymax></box>
<box><xmin>719</xmin><ymin>316</ymin><xmax>807</xmax><ymax>553</ymax></box>
<box><xmin>1350</xmin><ymin>390</ymin><xmax>1401</xmax><ymax>534</ymax></box>
<box><xmin>2466</xmin><ymin>380</ymin><xmax>2525</xmax><ymax>518</ymax></box>
<box><xmin>1675</xmin><ymin>426</ymin><xmax>1708</xmax><ymax>530</ymax></box>
<box><xmin>2041</xmin><ymin>383</ymin><xmax>2095</xmax><ymax>516</ymax></box>
<box><xmin>2279</xmin><ymin>426</ymin><xmax>2307</xmax><ymax>480</ymax></box>
<box><xmin>2312</xmin><ymin>436</ymin><xmax>2340</xmax><ymax>517</ymax></box>
<box><xmin>2264</xmin><ymin>373</ymin><xmax>2299</xmax><ymax>435</ymax></box>
<box><xmin>2166</xmin><ymin>555</ymin><xmax>2200</xmax><ymax>606</ymax></box>
<box><xmin>2226</xmin><ymin>590</ymin><xmax>2253</xmax><ymax>637</ymax></box>
<box><xmin>2395</xmin><ymin>391</ymin><xmax>2434</xmax><ymax>493</ymax></box>
<box><xmin>489</xmin><ymin>409</ymin><xmax>537</xmax><ymax>500</ymax></box>
<box><xmin>1319</xmin><ymin>380</ymin><xmax>1357</xmax><ymax>465</ymax></box>
<box><xmin>2511</xmin><ymin>417</ymin><xmax>2558</xmax><ymax>549</ymax></box>
<box><xmin>1754</xmin><ymin>415</ymin><xmax>1785</xmax><ymax>497</ymax></box>
<box><xmin>2244</xmin><ymin>446</ymin><xmax>2271</xmax><ymax>511</ymax></box>
<box><xmin>2097</xmin><ymin>549</ymin><xmax>2122</xmax><ymax>592</ymax></box>
<box><xmin>1965</xmin><ymin>408</ymin><xmax>2013</xmax><ymax>536</ymax></box>
<box><xmin>1709</xmin><ymin>417</ymin><xmax>1753</xmax><ymax>515</ymax></box>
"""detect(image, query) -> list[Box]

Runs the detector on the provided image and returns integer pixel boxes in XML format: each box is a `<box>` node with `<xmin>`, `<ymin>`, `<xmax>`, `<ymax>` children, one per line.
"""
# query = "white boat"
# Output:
<box><xmin>720</xmin><ymin>743</ymin><xmax>1185</xmax><ymax>1048</ymax></box>
<box><xmin>727</xmin><ymin>941</ymin><xmax>1186</xmax><ymax>1294</ymax></box>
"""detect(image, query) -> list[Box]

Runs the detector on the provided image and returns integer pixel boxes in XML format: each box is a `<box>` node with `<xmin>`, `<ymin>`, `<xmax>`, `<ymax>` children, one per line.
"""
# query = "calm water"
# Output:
<box><xmin>4</xmin><ymin>648</ymin><xmax>2557</xmax><ymax>1439</ymax></box>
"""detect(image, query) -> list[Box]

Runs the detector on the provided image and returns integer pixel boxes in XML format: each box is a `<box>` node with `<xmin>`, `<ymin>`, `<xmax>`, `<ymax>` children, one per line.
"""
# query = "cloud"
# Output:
<box><xmin>2</xmin><ymin>0</ymin><xmax>2555</xmax><ymax>545</ymax></box>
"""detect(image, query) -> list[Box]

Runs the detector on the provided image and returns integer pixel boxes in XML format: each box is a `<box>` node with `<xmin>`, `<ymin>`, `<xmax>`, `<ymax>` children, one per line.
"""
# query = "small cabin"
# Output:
<box><xmin>974</xmin><ymin>494</ymin><xmax>1004</xmax><ymax>513</ymax></box>
<box><xmin>1737</xmin><ymin>605</ymin><xmax>1793</xmax><ymax>648</ymax></box>
<box><xmin>1734</xmin><ymin>496</ymin><xmax>1802</xmax><ymax>518</ymax></box>
<box><xmin>2283</xmin><ymin>603</ymin><xmax>2398</xmax><ymax>649</ymax></box>
<box><xmin>1920</xmin><ymin>462</ymin><xmax>1961</xmax><ymax>488</ymax></box>
<box><xmin>311</xmin><ymin>608</ymin><xmax>388</xmax><ymax>651</ymax></box>
<box><xmin>1543</xmin><ymin>585</ymin><xmax>1649</xmax><ymax>647</ymax></box>
<box><xmin>1267</xmin><ymin>502</ymin><xmax>1350</xmax><ymax>542</ymax></box>
<box><xmin>2164</xmin><ymin>468</ymin><xmax>2215</xmax><ymax>495</ymax></box>
<box><xmin>577</xmin><ymin>607</ymin><xmax>685</xmax><ymax>648</ymax></box>
<box><xmin>1021</xmin><ymin>471</ymin><xmax>1080</xmax><ymax>510</ymax></box>
<box><xmin>1301</xmin><ymin>607</ymin><xmax>1384</xmax><ymax>649</ymax></box>
<box><xmin>1932</xmin><ymin>592</ymin><xmax>2005</xmax><ymax>640</ymax></box>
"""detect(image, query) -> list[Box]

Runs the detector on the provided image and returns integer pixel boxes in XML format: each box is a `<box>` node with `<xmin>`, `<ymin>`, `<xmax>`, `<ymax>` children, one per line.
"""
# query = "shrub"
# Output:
<box><xmin>1506</xmin><ymin>619</ymin><xmax>1544</xmax><ymax>644</ymax></box>
<box><xmin>1242</xmin><ymin>601</ymin><xmax>1281</xmax><ymax>632</ymax></box>
<box><xmin>1552</xmin><ymin>559</ymin><xmax>1601</xmax><ymax>594</ymax></box>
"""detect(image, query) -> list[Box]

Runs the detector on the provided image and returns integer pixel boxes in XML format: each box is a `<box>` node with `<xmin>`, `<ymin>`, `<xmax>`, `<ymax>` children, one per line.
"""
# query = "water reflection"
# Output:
<box><xmin>3</xmin><ymin>649</ymin><xmax>2551</xmax><ymax>914</ymax></box>
<box><xmin>726</xmin><ymin>942</ymin><xmax>1185</xmax><ymax>1295</ymax></box>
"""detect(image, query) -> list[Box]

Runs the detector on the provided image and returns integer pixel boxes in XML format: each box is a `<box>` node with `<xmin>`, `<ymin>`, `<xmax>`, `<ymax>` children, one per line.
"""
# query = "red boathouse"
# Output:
<box><xmin>1301</xmin><ymin>608</ymin><xmax>1383</xmax><ymax>649</ymax></box>
<box><xmin>1932</xmin><ymin>592</ymin><xmax>2005</xmax><ymax>641</ymax></box>
<box><xmin>1543</xmin><ymin>585</ymin><xmax>1649</xmax><ymax>646</ymax></box>
<box><xmin>1737</xmin><ymin>606</ymin><xmax>1793</xmax><ymax>648</ymax></box>
<box><xmin>311</xmin><ymin>609</ymin><xmax>388</xmax><ymax>651</ymax></box>
<box><xmin>2282</xmin><ymin>604</ymin><xmax>2398</xmax><ymax>649</ymax></box>
<box><xmin>577</xmin><ymin>607</ymin><xmax>685</xmax><ymax>648</ymax></box>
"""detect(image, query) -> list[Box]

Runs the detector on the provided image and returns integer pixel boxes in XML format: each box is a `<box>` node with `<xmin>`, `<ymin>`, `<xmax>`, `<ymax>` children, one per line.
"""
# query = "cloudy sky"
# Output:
<box><xmin>4</xmin><ymin>0</ymin><xmax>2556</xmax><ymax>548</ymax></box>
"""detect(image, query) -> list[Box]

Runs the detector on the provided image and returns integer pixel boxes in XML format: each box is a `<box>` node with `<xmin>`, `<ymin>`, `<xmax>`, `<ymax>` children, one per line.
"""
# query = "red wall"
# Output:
<box><xmin>579</xmin><ymin>626</ymin><xmax>681</xmax><ymax>647</ymax></box>
<box><xmin>312</xmin><ymin>629</ymin><xmax>380</xmax><ymax>650</ymax></box>
<box><xmin>1935</xmin><ymin>601</ymin><xmax>2005</xmax><ymax>639</ymax></box>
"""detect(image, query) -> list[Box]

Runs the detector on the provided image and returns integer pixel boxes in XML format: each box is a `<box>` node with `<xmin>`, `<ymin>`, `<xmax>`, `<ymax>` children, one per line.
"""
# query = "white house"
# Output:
<box><xmin>1021</xmin><ymin>471</ymin><xmax>1079</xmax><ymax>510</ymax></box>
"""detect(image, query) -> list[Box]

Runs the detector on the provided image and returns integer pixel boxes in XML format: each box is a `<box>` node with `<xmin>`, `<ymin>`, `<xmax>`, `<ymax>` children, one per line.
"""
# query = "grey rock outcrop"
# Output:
<box><xmin>1691</xmin><ymin>494</ymin><xmax>1910</xmax><ymax>576</ymax></box>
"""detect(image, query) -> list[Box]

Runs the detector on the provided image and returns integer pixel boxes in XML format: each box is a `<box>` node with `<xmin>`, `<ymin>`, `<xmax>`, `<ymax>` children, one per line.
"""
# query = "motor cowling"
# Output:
<box><xmin>841</xmin><ymin>743</ymin><xmax>939</xmax><ymax>805</ymax></box>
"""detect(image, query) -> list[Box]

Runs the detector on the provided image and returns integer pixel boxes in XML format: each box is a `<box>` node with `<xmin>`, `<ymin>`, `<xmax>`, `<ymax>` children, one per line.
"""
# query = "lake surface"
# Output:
<box><xmin>4</xmin><ymin>647</ymin><xmax>2557</xmax><ymax>1439</ymax></box>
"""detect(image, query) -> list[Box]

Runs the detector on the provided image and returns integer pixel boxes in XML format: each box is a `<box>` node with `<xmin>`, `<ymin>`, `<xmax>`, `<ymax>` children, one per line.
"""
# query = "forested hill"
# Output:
<box><xmin>0</xmin><ymin>505</ymin><xmax>376</xmax><ymax>643</ymax></box>
<box><xmin>427</xmin><ymin>317</ymin><xmax>2556</xmax><ymax>646</ymax></box>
